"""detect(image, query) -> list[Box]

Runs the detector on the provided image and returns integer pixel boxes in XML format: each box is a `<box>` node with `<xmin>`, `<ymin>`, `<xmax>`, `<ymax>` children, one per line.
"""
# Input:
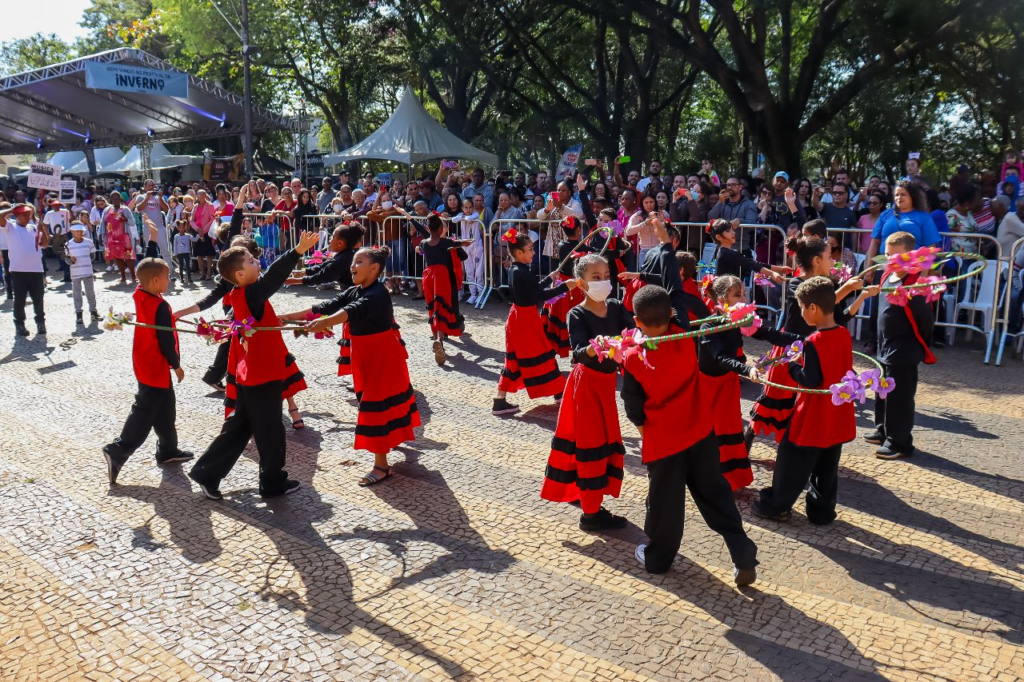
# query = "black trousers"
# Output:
<box><xmin>112</xmin><ymin>383</ymin><xmax>178</xmax><ymax>457</ymax></box>
<box><xmin>190</xmin><ymin>380</ymin><xmax>287</xmax><ymax>490</ymax></box>
<box><xmin>758</xmin><ymin>439</ymin><xmax>841</xmax><ymax>525</ymax></box>
<box><xmin>174</xmin><ymin>254</ymin><xmax>192</xmax><ymax>281</ymax></box>
<box><xmin>644</xmin><ymin>433</ymin><xmax>758</xmax><ymax>573</ymax></box>
<box><xmin>202</xmin><ymin>341</ymin><xmax>230</xmax><ymax>385</ymax></box>
<box><xmin>1</xmin><ymin>250</ymin><xmax>11</xmax><ymax>295</ymax></box>
<box><xmin>874</xmin><ymin>361</ymin><xmax>919</xmax><ymax>453</ymax></box>
<box><xmin>11</xmin><ymin>271</ymin><xmax>45</xmax><ymax>325</ymax></box>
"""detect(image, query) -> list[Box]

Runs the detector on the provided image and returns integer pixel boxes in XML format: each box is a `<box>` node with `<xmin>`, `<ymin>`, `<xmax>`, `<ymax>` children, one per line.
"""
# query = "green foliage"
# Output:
<box><xmin>0</xmin><ymin>34</ymin><xmax>74</xmax><ymax>76</ymax></box>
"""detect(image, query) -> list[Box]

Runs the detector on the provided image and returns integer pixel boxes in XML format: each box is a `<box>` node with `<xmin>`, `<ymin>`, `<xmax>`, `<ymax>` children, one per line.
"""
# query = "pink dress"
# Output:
<box><xmin>104</xmin><ymin>209</ymin><xmax>135</xmax><ymax>260</ymax></box>
<box><xmin>856</xmin><ymin>214</ymin><xmax>878</xmax><ymax>252</ymax></box>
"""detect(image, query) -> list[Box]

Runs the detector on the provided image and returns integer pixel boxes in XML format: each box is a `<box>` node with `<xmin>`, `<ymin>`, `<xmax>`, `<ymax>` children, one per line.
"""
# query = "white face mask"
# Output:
<box><xmin>585</xmin><ymin>279</ymin><xmax>612</xmax><ymax>302</ymax></box>
<box><xmin>382</xmin><ymin>201</ymin><xmax>394</xmax><ymax>210</ymax></box>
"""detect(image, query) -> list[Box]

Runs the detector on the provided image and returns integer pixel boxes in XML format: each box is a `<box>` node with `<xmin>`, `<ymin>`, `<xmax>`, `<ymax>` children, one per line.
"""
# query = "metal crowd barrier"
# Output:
<box><xmin>243</xmin><ymin>212</ymin><xmax>297</xmax><ymax>264</ymax></box>
<box><xmin>480</xmin><ymin>218</ymin><xmax>564</xmax><ymax>309</ymax></box>
<box><xmin>995</xmin><ymin>236</ymin><xmax>1024</xmax><ymax>366</ymax></box>
<box><xmin>300</xmin><ymin>213</ymin><xmax>372</xmax><ymax>252</ymax></box>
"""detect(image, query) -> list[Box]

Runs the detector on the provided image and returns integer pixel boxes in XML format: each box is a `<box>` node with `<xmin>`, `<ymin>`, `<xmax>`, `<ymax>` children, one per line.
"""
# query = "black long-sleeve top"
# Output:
<box><xmin>638</xmin><ymin>242</ymin><xmax>691</xmax><ymax>330</ymax></box>
<box><xmin>421</xmin><ymin>237</ymin><xmax>457</xmax><ymax>266</ymax></box>
<box><xmin>151</xmin><ymin>297</ymin><xmax>180</xmax><ymax>370</ymax></box>
<box><xmin>195</xmin><ymin>276</ymin><xmax>234</xmax><ymax>314</ymax></box>
<box><xmin>780</xmin><ymin>276</ymin><xmax>853</xmax><ymax>337</ymax></box>
<box><xmin>556</xmin><ymin>238</ymin><xmax>595</xmax><ymax>277</ymax></box>
<box><xmin>568</xmin><ymin>299</ymin><xmax>634</xmax><ymax>373</ymax></box>
<box><xmin>714</xmin><ymin>245</ymin><xmax>768</xmax><ymax>278</ymax></box>
<box><xmin>246</xmin><ymin>249</ymin><xmax>300</xmax><ymax>322</ymax></box>
<box><xmin>508</xmin><ymin>261</ymin><xmax>567</xmax><ymax>306</ymax></box>
<box><xmin>303</xmin><ymin>248</ymin><xmax>355</xmax><ymax>288</ymax></box>
<box><xmin>877</xmin><ymin>275</ymin><xmax>934</xmax><ymax>364</ymax></box>
<box><xmin>578</xmin><ymin>189</ymin><xmax>597</xmax><ymax>228</ymax></box>
<box><xmin>311</xmin><ymin>281</ymin><xmax>394</xmax><ymax>336</ymax></box>
<box><xmin>788</xmin><ymin>334</ymin><xmax>825</xmax><ymax>388</ymax></box>
<box><xmin>698</xmin><ymin>325</ymin><xmax>798</xmax><ymax>378</ymax></box>
<box><xmin>229</xmin><ymin>205</ymin><xmax>244</xmax><ymax>239</ymax></box>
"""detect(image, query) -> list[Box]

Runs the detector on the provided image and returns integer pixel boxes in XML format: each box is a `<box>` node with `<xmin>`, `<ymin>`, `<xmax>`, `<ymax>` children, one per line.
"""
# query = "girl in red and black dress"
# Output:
<box><xmin>586</xmin><ymin>208</ymin><xmax>632</xmax><ymax>298</ymax></box>
<box><xmin>541</xmin><ymin>254</ymin><xmax>631</xmax><ymax>531</ymax></box>
<box><xmin>294</xmin><ymin>246</ymin><xmax>420</xmax><ymax>487</ymax></box>
<box><xmin>752</xmin><ymin>276</ymin><xmax>856</xmax><ymax>525</ymax></box>
<box><xmin>541</xmin><ymin>216</ymin><xmax>592</xmax><ymax>357</ymax></box>
<box><xmin>493</xmin><ymin>231</ymin><xmax>576</xmax><ymax>416</ymax></box>
<box><xmin>747</xmin><ymin>237</ymin><xmax>862</xmax><ymax>447</ymax></box>
<box><xmin>698</xmin><ymin>275</ymin><xmax>793</xmax><ymax>491</ymax></box>
<box><xmin>418</xmin><ymin>213</ymin><xmax>472</xmax><ymax>366</ymax></box>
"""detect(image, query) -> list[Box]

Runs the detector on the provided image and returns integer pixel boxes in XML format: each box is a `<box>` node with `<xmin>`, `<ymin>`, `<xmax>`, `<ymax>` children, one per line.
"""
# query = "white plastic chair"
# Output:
<box><xmin>954</xmin><ymin>260</ymin><xmax>1008</xmax><ymax>343</ymax></box>
<box><xmin>941</xmin><ymin>256</ymin><xmax>963</xmax><ymax>345</ymax></box>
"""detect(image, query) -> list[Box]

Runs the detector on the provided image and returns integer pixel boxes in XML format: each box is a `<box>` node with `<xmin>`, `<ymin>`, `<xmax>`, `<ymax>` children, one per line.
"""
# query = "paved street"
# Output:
<box><xmin>1</xmin><ymin>271</ymin><xmax>1022</xmax><ymax>681</ymax></box>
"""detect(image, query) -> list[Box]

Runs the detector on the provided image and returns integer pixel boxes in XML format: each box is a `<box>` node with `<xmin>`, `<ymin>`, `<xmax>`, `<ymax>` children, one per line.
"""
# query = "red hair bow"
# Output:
<box><xmin>500</xmin><ymin>228</ymin><xmax>518</xmax><ymax>244</ymax></box>
<box><xmin>431</xmin><ymin>210</ymin><xmax>443</xmax><ymax>217</ymax></box>
<box><xmin>562</xmin><ymin>215</ymin><xmax>578</xmax><ymax>230</ymax></box>
<box><xmin>704</xmin><ymin>220</ymin><xmax>715</xmax><ymax>235</ymax></box>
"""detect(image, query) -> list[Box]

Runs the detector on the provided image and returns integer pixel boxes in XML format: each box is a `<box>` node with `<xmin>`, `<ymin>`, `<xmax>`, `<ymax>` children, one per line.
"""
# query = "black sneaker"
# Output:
<box><xmin>875</xmin><ymin>444</ymin><xmax>912</xmax><ymax>460</ymax></box>
<box><xmin>579</xmin><ymin>507</ymin><xmax>629</xmax><ymax>532</ymax></box>
<box><xmin>75</xmin><ymin>312</ymin><xmax>84</xmax><ymax>325</ymax></box>
<box><xmin>863</xmin><ymin>430</ymin><xmax>885</xmax><ymax>445</ymax></box>
<box><xmin>157</xmin><ymin>450</ymin><xmax>194</xmax><ymax>465</ymax></box>
<box><xmin>203</xmin><ymin>379</ymin><xmax>226</xmax><ymax>392</ymax></box>
<box><xmin>260</xmin><ymin>479</ymin><xmax>301</xmax><ymax>498</ymax></box>
<box><xmin>553</xmin><ymin>392</ymin><xmax>563</xmax><ymax>403</ymax></box>
<box><xmin>36</xmin><ymin>323</ymin><xmax>46</xmax><ymax>335</ymax></box>
<box><xmin>15</xmin><ymin>324</ymin><xmax>29</xmax><ymax>337</ymax></box>
<box><xmin>492</xmin><ymin>398</ymin><xmax>520</xmax><ymax>416</ymax></box>
<box><xmin>102</xmin><ymin>444</ymin><xmax>129</xmax><ymax>485</ymax></box>
<box><xmin>733</xmin><ymin>566</ymin><xmax>757</xmax><ymax>587</ymax></box>
<box><xmin>751</xmin><ymin>501</ymin><xmax>792</xmax><ymax>521</ymax></box>
<box><xmin>743</xmin><ymin>426</ymin><xmax>755</xmax><ymax>453</ymax></box>
<box><xmin>90</xmin><ymin>310</ymin><xmax>102</xmax><ymax>322</ymax></box>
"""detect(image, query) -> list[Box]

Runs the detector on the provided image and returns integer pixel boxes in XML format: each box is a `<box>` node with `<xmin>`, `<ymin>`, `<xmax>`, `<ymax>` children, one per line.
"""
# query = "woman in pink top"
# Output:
<box><xmin>856</xmin><ymin>191</ymin><xmax>884</xmax><ymax>253</ymax></box>
<box><xmin>103</xmin><ymin>191</ymin><xmax>137</xmax><ymax>284</ymax></box>
<box><xmin>273</xmin><ymin>186</ymin><xmax>297</xmax><ymax>247</ymax></box>
<box><xmin>190</xmin><ymin>189</ymin><xmax>217</xmax><ymax>280</ymax></box>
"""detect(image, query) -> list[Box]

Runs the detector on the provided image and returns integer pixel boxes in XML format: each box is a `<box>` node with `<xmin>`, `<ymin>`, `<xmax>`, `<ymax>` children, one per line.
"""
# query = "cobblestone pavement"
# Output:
<box><xmin>1</xmin><ymin>270</ymin><xmax>1022</xmax><ymax>681</ymax></box>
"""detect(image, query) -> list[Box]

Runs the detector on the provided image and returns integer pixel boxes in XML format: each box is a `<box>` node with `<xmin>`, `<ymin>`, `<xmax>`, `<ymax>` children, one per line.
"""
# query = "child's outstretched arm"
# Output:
<box><xmin>247</xmin><ymin>230</ymin><xmax>319</xmax><ymax>304</ymax></box>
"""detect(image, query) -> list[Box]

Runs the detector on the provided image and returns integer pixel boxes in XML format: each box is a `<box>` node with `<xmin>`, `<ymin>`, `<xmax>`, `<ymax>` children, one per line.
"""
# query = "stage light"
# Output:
<box><xmin>147</xmin><ymin>128</ymin><xmax>154</xmax><ymax>137</ymax></box>
<box><xmin>36</xmin><ymin>138</ymin><xmax>44</xmax><ymax>150</ymax></box>
<box><xmin>219</xmin><ymin>118</ymin><xmax>228</xmax><ymax>129</ymax></box>
<box><xmin>85</xmin><ymin>132</ymin><xmax>92</xmax><ymax>145</ymax></box>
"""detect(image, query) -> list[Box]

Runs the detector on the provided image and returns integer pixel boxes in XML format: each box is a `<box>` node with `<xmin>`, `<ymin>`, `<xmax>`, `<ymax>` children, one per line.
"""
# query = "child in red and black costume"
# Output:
<box><xmin>541</xmin><ymin>254</ymin><xmax>631</xmax><ymax>531</ymax></box>
<box><xmin>291</xmin><ymin>245</ymin><xmax>420</xmax><ymax>487</ymax></box>
<box><xmin>188</xmin><ymin>230</ymin><xmax>320</xmax><ymax>500</ymax></box>
<box><xmin>418</xmin><ymin>213</ymin><xmax>472</xmax><ymax>366</ymax></box>
<box><xmin>493</xmin><ymin>231</ymin><xmax>577</xmax><ymax>416</ymax></box>
<box><xmin>752</xmin><ymin>276</ymin><xmax>856</xmax><ymax>524</ymax></box>
<box><xmin>860</xmin><ymin>231</ymin><xmax>935</xmax><ymax>459</ymax></box>
<box><xmin>542</xmin><ymin>216</ymin><xmax>592</xmax><ymax>357</ymax></box>
<box><xmin>103</xmin><ymin>258</ymin><xmax>192</xmax><ymax>484</ymax></box>
<box><xmin>173</xmin><ymin>235</ymin><xmax>263</xmax><ymax>392</ymax></box>
<box><xmin>676</xmin><ymin>251</ymin><xmax>711</xmax><ymax>322</ymax></box>
<box><xmin>698</xmin><ymin>275</ymin><xmax>798</xmax><ymax>491</ymax></box>
<box><xmin>623</xmin><ymin>285</ymin><xmax>758</xmax><ymax>584</ymax></box>
<box><xmin>747</xmin><ymin>236</ymin><xmax>863</xmax><ymax>447</ymax></box>
<box><xmin>586</xmin><ymin>208</ymin><xmax>631</xmax><ymax>297</ymax></box>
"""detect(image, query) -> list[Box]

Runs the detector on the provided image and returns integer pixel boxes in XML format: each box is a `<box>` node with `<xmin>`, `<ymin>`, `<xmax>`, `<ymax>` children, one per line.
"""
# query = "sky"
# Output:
<box><xmin>10</xmin><ymin>0</ymin><xmax>93</xmax><ymax>43</ymax></box>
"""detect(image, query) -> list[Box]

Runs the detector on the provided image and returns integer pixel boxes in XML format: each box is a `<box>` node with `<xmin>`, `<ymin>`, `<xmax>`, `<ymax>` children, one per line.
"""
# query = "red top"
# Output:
<box><xmin>225</xmin><ymin>287</ymin><xmax>290</xmax><ymax>387</ymax></box>
<box><xmin>788</xmin><ymin>326</ymin><xmax>856</xmax><ymax>448</ymax></box>
<box><xmin>132</xmin><ymin>288</ymin><xmax>178</xmax><ymax>388</ymax></box>
<box><xmin>623</xmin><ymin>324</ymin><xmax>709</xmax><ymax>464</ymax></box>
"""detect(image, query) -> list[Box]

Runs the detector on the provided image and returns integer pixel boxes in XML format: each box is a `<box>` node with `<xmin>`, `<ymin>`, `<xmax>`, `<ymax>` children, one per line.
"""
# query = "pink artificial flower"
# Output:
<box><xmin>875</xmin><ymin>374</ymin><xmax>897</xmax><ymax>399</ymax></box>
<box><xmin>919</xmin><ymin>275</ymin><xmax>947</xmax><ymax>304</ymax></box>
<box><xmin>885</xmin><ymin>287</ymin><xmax>912</xmax><ymax>307</ymax></box>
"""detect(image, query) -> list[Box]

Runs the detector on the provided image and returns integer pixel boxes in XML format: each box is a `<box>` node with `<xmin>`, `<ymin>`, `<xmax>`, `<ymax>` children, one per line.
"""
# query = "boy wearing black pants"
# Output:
<box><xmin>103</xmin><ymin>258</ymin><xmax>193</xmax><ymax>484</ymax></box>
<box><xmin>752</xmin><ymin>277</ymin><xmax>858</xmax><ymax>524</ymax></box>
<box><xmin>863</xmin><ymin>231</ymin><xmax>935</xmax><ymax>459</ymax></box>
<box><xmin>188</xmin><ymin>230</ymin><xmax>320</xmax><ymax>500</ymax></box>
<box><xmin>622</xmin><ymin>285</ymin><xmax>758</xmax><ymax>586</ymax></box>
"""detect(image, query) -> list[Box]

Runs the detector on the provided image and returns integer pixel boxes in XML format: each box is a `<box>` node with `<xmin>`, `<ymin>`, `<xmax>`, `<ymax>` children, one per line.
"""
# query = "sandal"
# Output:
<box><xmin>358</xmin><ymin>466</ymin><xmax>392</xmax><ymax>487</ymax></box>
<box><xmin>289</xmin><ymin>407</ymin><xmax>305</xmax><ymax>430</ymax></box>
<box><xmin>433</xmin><ymin>340</ymin><xmax>446</xmax><ymax>366</ymax></box>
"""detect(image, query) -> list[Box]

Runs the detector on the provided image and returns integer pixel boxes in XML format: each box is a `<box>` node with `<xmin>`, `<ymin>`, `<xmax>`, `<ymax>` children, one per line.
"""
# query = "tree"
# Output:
<box><xmin>0</xmin><ymin>34</ymin><xmax>74</xmax><ymax>76</ymax></box>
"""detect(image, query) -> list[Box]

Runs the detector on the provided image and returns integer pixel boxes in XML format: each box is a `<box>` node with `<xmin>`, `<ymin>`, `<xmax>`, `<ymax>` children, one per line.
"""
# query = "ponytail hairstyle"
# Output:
<box><xmin>706</xmin><ymin>219</ymin><xmax>733</xmax><ymax>244</ymax></box>
<box><xmin>561</xmin><ymin>215</ymin><xmax>580</xmax><ymax>235</ymax></box>
<box><xmin>785</xmin><ymin>235</ymin><xmax>830</xmax><ymax>274</ymax></box>
<box><xmin>710</xmin><ymin>274</ymin><xmax>744</xmax><ymax>305</ymax></box>
<box><xmin>358</xmin><ymin>244</ymin><xmax>391</xmax><ymax>278</ymax></box>
<box><xmin>427</xmin><ymin>213</ymin><xmax>445</xmax><ymax>233</ymax></box>
<box><xmin>175</xmin><ymin>218</ymin><xmax>189</xmax><ymax>231</ymax></box>
<box><xmin>506</xmin><ymin>232</ymin><xmax>533</xmax><ymax>256</ymax></box>
<box><xmin>337</xmin><ymin>221</ymin><xmax>365</xmax><ymax>248</ymax></box>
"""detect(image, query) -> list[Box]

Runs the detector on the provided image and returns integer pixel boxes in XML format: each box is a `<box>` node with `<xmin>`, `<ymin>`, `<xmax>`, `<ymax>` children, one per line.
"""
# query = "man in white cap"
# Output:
<box><xmin>0</xmin><ymin>203</ymin><xmax>49</xmax><ymax>336</ymax></box>
<box><xmin>66</xmin><ymin>220</ymin><xmax>101</xmax><ymax>324</ymax></box>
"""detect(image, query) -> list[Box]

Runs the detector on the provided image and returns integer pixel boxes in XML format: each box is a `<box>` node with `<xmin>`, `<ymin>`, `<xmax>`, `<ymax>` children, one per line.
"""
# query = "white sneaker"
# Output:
<box><xmin>467</xmin><ymin>295</ymin><xmax>477</xmax><ymax>305</ymax></box>
<box><xmin>635</xmin><ymin>543</ymin><xmax>647</xmax><ymax>566</ymax></box>
<box><xmin>106</xmin><ymin>265</ymin><xmax>115</xmax><ymax>273</ymax></box>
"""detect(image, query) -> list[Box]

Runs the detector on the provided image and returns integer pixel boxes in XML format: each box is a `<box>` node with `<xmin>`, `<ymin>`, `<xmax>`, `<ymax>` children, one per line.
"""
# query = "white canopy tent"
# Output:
<box><xmin>103</xmin><ymin>143</ymin><xmax>194</xmax><ymax>173</ymax></box>
<box><xmin>61</xmin><ymin>147</ymin><xmax>126</xmax><ymax>175</ymax></box>
<box><xmin>49</xmin><ymin>150</ymin><xmax>86</xmax><ymax>171</ymax></box>
<box><xmin>323</xmin><ymin>87</ymin><xmax>498</xmax><ymax>167</ymax></box>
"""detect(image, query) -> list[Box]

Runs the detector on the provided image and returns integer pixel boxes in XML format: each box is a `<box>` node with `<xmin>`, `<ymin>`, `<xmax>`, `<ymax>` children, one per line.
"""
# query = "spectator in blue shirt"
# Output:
<box><xmin>863</xmin><ymin>181</ymin><xmax>941</xmax><ymax>284</ymax></box>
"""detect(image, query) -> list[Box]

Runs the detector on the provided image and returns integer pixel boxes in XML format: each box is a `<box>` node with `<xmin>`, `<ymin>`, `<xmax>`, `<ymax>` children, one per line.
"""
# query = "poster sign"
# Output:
<box><xmin>85</xmin><ymin>62</ymin><xmax>188</xmax><ymax>98</ymax></box>
<box><xmin>27</xmin><ymin>162</ymin><xmax>62</xmax><ymax>191</ymax></box>
<box><xmin>59</xmin><ymin>180</ymin><xmax>77</xmax><ymax>202</ymax></box>
<box><xmin>555</xmin><ymin>144</ymin><xmax>583</xmax><ymax>182</ymax></box>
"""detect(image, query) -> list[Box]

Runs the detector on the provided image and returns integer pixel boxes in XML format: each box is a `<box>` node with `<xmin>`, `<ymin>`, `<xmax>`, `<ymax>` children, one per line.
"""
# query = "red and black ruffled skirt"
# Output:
<box><xmin>336</xmin><ymin>323</ymin><xmax>352</xmax><ymax>377</ymax></box>
<box><xmin>423</xmin><ymin>261</ymin><xmax>464</xmax><ymax>337</ymax></box>
<box><xmin>498</xmin><ymin>304</ymin><xmax>565</xmax><ymax>398</ymax></box>
<box><xmin>540</xmin><ymin>364</ymin><xmax>624</xmax><ymax>511</ymax></box>
<box><xmin>351</xmin><ymin>327</ymin><xmax>420</xmax><ymax>454</ymax></box>
<box><xmin>540</xmin><ymin>273</ymin><xmax>584</xmax><ymax>357</ymax></box>
<box><xmin>224</xmin><ymin>352</ymin><xmax>307</xmax><ymax>419</ymax></box>
<box><xmin>701</xmin><ymin>371</ymin><xmax>753</xmax><ymax>490</ymax></box>
<box><xmin>748</xmin><ymin>346</ymin><xmax>797</xmax><ymax>444</ymax></box>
